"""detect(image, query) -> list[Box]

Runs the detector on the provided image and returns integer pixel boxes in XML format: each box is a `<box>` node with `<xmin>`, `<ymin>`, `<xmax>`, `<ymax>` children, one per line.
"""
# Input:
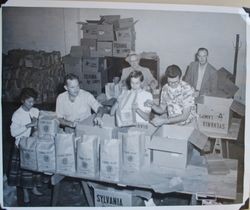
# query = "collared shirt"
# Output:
<box><xmin>196</xmin><ymin>63</ymin><xmax>207</xmax><ymax>91</ymax></box>
<box><xmin>160</xmin><ymin>80</ymin><xmax>197</xmax><ymax>125</ymax></box>
<box><xmin>56</xmin><ymin>89</ymin><xmax>101</xmax><ymax>122</ymax></box>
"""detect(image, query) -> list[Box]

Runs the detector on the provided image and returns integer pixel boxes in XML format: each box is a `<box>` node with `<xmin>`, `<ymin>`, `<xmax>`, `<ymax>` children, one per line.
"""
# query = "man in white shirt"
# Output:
<box><xmin>183</xmin><ymin>48</ymin><xmax>218</xmax><ymax>97</ymax></box>
<box><xmin>56</xmin><ymin>73</ymin><xmax>104</xmax><ymax>128</ymax></box>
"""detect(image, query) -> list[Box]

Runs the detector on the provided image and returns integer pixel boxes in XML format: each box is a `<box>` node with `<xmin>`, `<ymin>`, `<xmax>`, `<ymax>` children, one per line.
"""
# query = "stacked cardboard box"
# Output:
<box><xmin>2</xmin><ymin>50</ymin><xmax>65</xmax><ymax>103</ymax></box>
<box><xmin>78</xmin><ymin>15</ymin><xmax>136</xmax><ymax>58</ymax></box>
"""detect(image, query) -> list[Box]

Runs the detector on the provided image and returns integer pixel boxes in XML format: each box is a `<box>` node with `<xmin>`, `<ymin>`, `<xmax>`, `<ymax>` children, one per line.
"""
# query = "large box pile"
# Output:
<box><xmin>149</xmin><ymin>125</ymin><xmax>208</xmax><ymax>169</ymax></box>
<box><xmin>2</xmin><ymin>50</ymin><xmax>65</xmax><ymax>103</ymax></box>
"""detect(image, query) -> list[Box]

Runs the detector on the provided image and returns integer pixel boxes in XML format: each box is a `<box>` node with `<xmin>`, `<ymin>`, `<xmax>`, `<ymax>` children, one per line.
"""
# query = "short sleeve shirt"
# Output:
<box><xmin>56</xmin><ymin>89</ymin><xmax>101</xmax><ymax>122</ymax></box>
<box><xmin>160</xmin><ymin>81</ymin><xmax>196</xmax><ymax>125</ymax></box>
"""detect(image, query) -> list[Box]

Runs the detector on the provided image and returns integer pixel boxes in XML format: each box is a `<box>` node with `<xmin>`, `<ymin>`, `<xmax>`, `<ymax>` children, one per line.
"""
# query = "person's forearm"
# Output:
<box><xmin>167</xmin><ymin>110</ymin><xmax>190</xmax><ymax>124</ymax></box>
<box><xmin>152</xmin><ymin>104</ymin><xmax>165</xmax><ymax>114</ymax></box>
<box><xmin>136</xmin><ymin>108</ymin><xmax>150</xmax><ymax>121</ymax></box>
<box><xmin>96</xmin><ymin>106</ymin><xmax>105</xmax><ymax>118</ymax></box>
<box><xmin>58</xmin><ymin>118</ymin><xmax>74</xmax><ymax>127</ymax></box>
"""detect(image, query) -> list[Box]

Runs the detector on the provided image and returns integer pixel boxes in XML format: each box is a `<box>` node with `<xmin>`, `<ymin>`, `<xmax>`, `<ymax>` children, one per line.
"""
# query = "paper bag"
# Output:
<box><xmin>120</xmin><ymin>130</ymin><xmax>144</xmax><ymax>173</ymax></box>
<box><xmin>36</xmin><ymin>136</ymin><xmax>56</xmax><ymax>172</ymax></box>
<box><xmin>100</xmin><ymin>139</ymin><xmax>122</xmax><ymax>182</ymax></box>
<box><xmin>55</xmin><ymin>133</ymin><xmax>76</xmax><ymax>174</ymax></box>
<box><xmin>38</xmin><ymin>111</ymin><xmax>59</xmax><ymax>138</ymax></box>
<box><xmin>116</xmin><ymin>91</ymin><xmax>137</xmax><ymax>127</ymax></box>
<box><xmin>105</xmin><ymin>83</ymin><xmax>122</xmax><ymax>99</ymax></box>
<box><xmin>19</xmin><ymin>136</ymin><xmax>38</xmax><ymax>171</ymax></box>
<box><xmin>76</xmin><ymin>135</ymin><xmax>100</xmax><ymax>178</ymax></box>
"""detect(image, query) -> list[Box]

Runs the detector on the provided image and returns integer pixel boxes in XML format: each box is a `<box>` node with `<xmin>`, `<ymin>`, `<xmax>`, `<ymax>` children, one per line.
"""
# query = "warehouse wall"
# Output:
<box><xmin>2</xmin><ymin>7</ymin><xmax>247</xmax><ymax>103</ymax></box>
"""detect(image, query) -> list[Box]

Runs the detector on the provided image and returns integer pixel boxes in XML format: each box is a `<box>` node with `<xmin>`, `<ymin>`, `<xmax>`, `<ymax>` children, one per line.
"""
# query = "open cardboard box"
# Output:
<box><xmin>197</xmin><ymin>95</ymin><xmax>244</xmax><ymax>134</ymax></box>
<box><xmin>76</xmin><ymin>114</ymin><xmax>118</xmax><ymax>141</ymax></box>
<box><xmin>149</xmin><ymin>124</ymin><xmax>208</xmax><ymax>170</ymax></box>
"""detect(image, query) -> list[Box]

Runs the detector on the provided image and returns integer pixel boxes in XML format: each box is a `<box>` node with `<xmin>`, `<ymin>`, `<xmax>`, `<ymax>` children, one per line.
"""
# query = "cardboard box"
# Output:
<box><xmin>92</xmin><ymin>41</ymin><xmax>113</xmax><ymax>57</ymax></box>
<box><xmin>82</xmin><ymin>58</ymin><xmax>104</xmax><ymax>72</ymax></box>
<box><xmin>114</xmin><ymin>18</ymin><xmax>135</xmax><ymax>29</ymax></box>
<box><xmin>82</xmin><ymin>79</ymin><xmax>102</xmax><ymax>96</ymax></box>
<box><xmin>76</xmin><ymin>114</ymin><xmax>118</xmax><ymax>141</ymax></box>
<box><xmin>97</xmin><ymin>24</ymin><xmax>114</xmax><ymax>41</ymax></box>
<box><xmin>197</xmin><ymin>96</ymin><xmax>234</xmax><ymax>134</ymax></box>
<box><xmin>90</xmin><ymin>182</ymin><xmax>150</xmax><ymax>207</ymax></box>
<box><xmin>62</xmin><ymin>55</ymin><xmax>82</xmax><ymax>78</ymax></box>
<box><xmin>149</xmin><ymin>125</ymin><xmax>207</xmax><ymax>169</ymax></box>
<box><xmin>80</xmin><ymin>38</ymin><xmax>97</xmax><ymax>51</ymax></box>
<box><xmin>112</xmin><ymin>41</ymin><xmax>135</xmax><ymax>57</ymax></box>
<box><xmin>115</xmin><ymin>28</ymin><xmax>136</xmax><ymax>42</ymax></box>
<box><xmin>100</xmin><ymin>15</ymin><xmax>121</xmax><ymax>25</ymax></box>
<box><xmin>81</xmin><ymin>24</ymin><xmax>98</xmax><ymax>39</ymax></box>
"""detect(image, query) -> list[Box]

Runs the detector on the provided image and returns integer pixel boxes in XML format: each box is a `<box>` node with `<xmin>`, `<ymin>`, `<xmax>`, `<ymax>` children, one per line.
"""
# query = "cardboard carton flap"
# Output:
<box><xmin>149</xmin><ymin>137</ymin><xmax>187</xmax><ymax>154</ymax></box>
<box><xmin>231</xmin><ymin>100</ymin><xmax>245</xmax><ymax>116</ymax></box>
<box><xmin>202</xmin><ymin>96</ymin><xmax>234</xmax><ymax>107</ymax></box>
<box><xmin>189</xmin><ymin>129</ymin><xmax>208</xmax><ymax>150</ymax></box>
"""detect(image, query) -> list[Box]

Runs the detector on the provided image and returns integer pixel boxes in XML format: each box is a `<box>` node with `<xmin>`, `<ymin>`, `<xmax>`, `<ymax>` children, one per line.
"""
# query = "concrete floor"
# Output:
<box><xmin>1</xmin><ymin>102</ymin><xmax>246</xmax><ymax>207</ymax></box>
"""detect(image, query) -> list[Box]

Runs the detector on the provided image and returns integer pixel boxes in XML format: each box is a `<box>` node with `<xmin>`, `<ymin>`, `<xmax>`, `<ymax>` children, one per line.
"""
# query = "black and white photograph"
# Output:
<box><xmin>1</xmin><ymin>1</ymin><xmax>249</xmax><ymax>209</ymax></box>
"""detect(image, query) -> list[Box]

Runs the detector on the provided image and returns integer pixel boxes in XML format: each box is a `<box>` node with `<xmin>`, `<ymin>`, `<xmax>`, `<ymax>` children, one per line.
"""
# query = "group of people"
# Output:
<box><xmin>8</xmin><ymin>47</ymin><xmax>217</xmax><ymax>205</ymax></box>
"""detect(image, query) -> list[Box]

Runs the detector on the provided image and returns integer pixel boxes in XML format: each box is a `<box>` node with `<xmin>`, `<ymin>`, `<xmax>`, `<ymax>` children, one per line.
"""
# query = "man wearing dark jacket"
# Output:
<box><xmin>183</xmin><ymin>48</ymin><xmax>218</xmax><ymax>97</ymax></box>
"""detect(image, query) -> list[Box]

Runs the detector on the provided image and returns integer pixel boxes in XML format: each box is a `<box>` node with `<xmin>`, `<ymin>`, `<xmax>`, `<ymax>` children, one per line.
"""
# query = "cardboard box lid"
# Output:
<box><xmin>198</xmin><ymin>95</ymin><xmax>234</xmax><ymax>109</ymax></box>
<box><xmin>150</xmin><ymin>124</ymin><xmax>208</xmax><ymax>151</ymax></box>
<box><xmin>231</xmin><ymin>100</ymin><xmax>245</xmax><ymax>116</ymax></box>
<box><xmin>148</xmin><ymin>137</ymin><xmax>188</xmax><ymax>154</ymax></box>
<box><xmin>77</xmin><ymin>114</ymin><xmax>116</xmax><ymax>128</ymax></box>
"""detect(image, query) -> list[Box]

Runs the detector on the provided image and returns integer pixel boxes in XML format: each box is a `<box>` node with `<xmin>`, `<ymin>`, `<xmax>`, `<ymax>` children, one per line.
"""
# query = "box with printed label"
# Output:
<box><xmin>149</xmin><ymin>125</ymin><xmax>208</xmax><ymax>169</ymax></box>
<box><xmin>115</xmin><ymin>28</ymin><xmax>136</xmax><ymax>42</ymax></box>
<box><xmin>197</xmin><ymin>96</ymin><xmax>233</xmax><ymax>134</ymax></box>
<box><xmin>82</xmin><ymin>58</ymin><xmax>105</xmax><ymax>72</ymax></box>
<box><xmin>113</xmin><ymin>41</ymin><xmax>135</xmax><ymax>57</ymax></box>
<box><xmin>91</xmin><ymin>41</ymin><xmax>113</xmax><ymax>57</ymax></box>
<box><xmin>81</xmin><ymin>24</ymin><xmax>98</xmax><ymax>39</ymax></box>
<box><xmin>97</xmin><ymin>24</ymin><xmax>114</xmax><ymax>41</ymax></box>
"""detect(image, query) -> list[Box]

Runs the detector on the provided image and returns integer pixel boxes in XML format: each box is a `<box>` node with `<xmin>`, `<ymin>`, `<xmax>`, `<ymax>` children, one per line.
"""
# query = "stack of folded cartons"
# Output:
<box><xmin>2</xmin><ymin>50</ymin><xmax>65</xmax><ymax>103</ymax></box>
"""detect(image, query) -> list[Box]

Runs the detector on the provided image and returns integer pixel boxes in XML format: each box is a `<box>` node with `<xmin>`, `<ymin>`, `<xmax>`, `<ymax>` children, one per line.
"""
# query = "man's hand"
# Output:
<box><xmin>26</xmin><ymin>117</ymin><xmax>38</xmax><ymax>129</ymax></box>
<box><xmin>93</xmin><ymin>116</ymin><xmax>104</xmax><ymax>127</ymax></box>
<box><xmin>151</xmin><ymin>116</ymin><xmax>168</xmax><ymax>127</ymax></box>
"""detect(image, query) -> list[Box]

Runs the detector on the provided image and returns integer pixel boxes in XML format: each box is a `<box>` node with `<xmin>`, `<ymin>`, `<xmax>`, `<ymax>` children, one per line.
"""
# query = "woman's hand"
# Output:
<box><xmin>144</xmin><ymin>99</ymin><xmax>154</xmax><ymax>108</ymax></box>
<box><xmin>151</xmin><ymin>116</ymin><xmax>169</xmax><ymax>127</ymax></box>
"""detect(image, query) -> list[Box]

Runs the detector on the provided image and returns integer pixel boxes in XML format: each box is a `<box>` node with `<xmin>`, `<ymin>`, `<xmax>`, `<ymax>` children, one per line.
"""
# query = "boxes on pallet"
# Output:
<box><xmin>149</xmin><ymin>125</ymin><xmax>208</xmax><ymax>169</ymax></box>
<box><xmin>197</xmin><ymin>96</ymin><xmax>234</xmax><ymax>134</ymax></box>
<box><xmin>97</xmin><ymin>24</ymin><xmax>114</xmax><ymax>41</ymax></box>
